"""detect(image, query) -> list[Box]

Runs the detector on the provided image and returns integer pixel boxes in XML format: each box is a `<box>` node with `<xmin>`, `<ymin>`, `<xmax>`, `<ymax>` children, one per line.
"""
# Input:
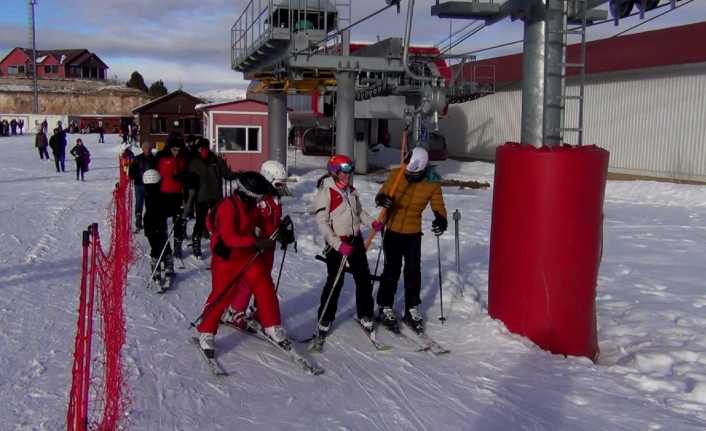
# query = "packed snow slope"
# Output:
<box><xmin>1</xmin><ymin>134</ymin><xmax>706</xmax><ymax>430</ymax></box>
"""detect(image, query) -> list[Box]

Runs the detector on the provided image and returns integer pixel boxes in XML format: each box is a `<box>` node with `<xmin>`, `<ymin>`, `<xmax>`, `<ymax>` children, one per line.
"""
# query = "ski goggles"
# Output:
<box><xmin>338</xmin><ymin>162</ymin><xmax>355</xmax><ymax>173</ymax></box>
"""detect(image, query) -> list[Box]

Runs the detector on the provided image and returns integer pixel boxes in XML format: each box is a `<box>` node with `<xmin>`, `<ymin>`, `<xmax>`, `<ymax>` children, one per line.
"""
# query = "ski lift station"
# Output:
<box><xmin>228</xmin><ymin>0</ymin><xmax>703</xmax><ymax>360</ymax></box>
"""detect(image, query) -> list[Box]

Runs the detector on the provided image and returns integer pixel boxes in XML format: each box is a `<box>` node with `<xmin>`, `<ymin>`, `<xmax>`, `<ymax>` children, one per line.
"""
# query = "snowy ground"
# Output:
<box><xmin>1</xmin><ymin>133</ymin><xmax>706</xmax><ymax>430</ymax></box>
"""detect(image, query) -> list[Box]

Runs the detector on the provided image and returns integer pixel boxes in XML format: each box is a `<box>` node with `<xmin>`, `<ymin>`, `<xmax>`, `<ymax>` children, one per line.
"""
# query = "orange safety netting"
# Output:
<box><xmin>67</xmin><ymin>163</ymin><xmax>134</xmax><ymax>431</ymax></box>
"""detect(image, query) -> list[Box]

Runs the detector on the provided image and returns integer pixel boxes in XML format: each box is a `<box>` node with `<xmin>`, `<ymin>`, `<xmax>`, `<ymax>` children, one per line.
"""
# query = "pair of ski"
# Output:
<box><xmin>390</xmin><ymin>323</ymin><xmax>450</xmax><ymax>356</ymax></box>
<box><xmin>308</xmin><ymin>318</ymin><xmax>392</xmax><ymax>353</ymax></box>
<box><xmin>193</xmin><ymin>320</ymin><xmax>325</xmax><ymax>377</ymax></box>
<box><xmin>307</xmin><ymin>318</ymin><xmax>449</xmax><ymax>356</ymax></box>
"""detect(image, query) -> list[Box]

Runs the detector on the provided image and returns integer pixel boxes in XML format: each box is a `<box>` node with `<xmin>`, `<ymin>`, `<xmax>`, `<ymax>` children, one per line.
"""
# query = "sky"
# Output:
<box><xmin>1</xmin><ymin>0</ymin><xmax>705</xmax><ymax>97</ymax></box>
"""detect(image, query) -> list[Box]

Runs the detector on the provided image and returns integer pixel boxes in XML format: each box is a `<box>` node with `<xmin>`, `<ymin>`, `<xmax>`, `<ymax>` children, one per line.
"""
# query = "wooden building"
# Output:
<box><xmin>0</xmin><ymin>48</ymin><xmax>109</xmax><ymax>80</ymax></box>
<box><xmin>197</xmin><ymin>99</ymin><xmax>271</xmax><ymax>171</ymax></box>
<box><xmin>133</xmin><ymin>90</ymin><xmax>204</xmax><ymax>150</ymax></box>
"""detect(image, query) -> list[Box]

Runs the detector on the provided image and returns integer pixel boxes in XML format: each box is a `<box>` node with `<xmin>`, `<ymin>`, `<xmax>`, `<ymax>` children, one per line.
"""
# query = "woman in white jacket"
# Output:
<box><xmin>311</xmin><ymin>154</ymin><xmax>383</xmax><ymax>345</ymax></box>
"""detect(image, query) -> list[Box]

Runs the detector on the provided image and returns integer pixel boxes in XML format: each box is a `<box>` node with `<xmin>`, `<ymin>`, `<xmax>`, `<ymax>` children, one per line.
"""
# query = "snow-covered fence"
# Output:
<box><xmin>66</xmin><ymin>165</ymin><xmax>134</xmax><ymax>431</ymax></box>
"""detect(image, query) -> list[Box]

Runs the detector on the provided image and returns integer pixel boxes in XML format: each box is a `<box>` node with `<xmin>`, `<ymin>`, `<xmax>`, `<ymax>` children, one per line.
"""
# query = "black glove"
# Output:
<box><xmin>431</xmin><ymin>212</ymin><xmax>447</xmax><ymax>236</ymax></box>
<box><xmin>254</xmin><ymin>238</ymin><xmax>276</xmax><ymax>252</ymax></box>
<box><xmin>375</xmin><ymin>193</ymin><xmax>394</xmax><ymax>209</ymax></box>
<box><xmin>275</xmin><ymin>215</ymin><xmax>296</xmax><ymax>247</ymax></box>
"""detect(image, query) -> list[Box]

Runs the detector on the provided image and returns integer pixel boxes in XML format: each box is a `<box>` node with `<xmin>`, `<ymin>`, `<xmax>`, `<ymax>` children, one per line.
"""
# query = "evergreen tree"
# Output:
<box><xmin>126</xmin><ymin>71</ymin><xmax>148</xmax><ymax>92</ymax></box>
<box><xmin>148</xmin><ymin>80</ymin><xmax>168</xmax><ymax>98</ymax></box>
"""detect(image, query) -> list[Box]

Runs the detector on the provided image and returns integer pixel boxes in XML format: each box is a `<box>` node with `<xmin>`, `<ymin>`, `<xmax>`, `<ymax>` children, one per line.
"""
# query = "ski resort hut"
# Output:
<box><xmin>196</xmin><ymin>99</ymin><xmax>274</xmax><ymax>171</ymax></box>
<box><xmin>132</xmin><ymin>90</ymin><xmax>204</xmax><ymax>150</ymax></box>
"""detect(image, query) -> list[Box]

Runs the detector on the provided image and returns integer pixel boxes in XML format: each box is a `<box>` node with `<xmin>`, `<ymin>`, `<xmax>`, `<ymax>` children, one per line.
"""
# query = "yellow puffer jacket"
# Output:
<box><xmin>378</xmin><ymin>168</ymin><xmax>447</xmax><ymax>234</ymax></box>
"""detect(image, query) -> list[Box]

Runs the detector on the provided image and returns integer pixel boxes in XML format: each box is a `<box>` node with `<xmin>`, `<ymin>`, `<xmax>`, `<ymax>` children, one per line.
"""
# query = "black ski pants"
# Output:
<box><xmin>377</xmin><ymin>231</ymin><xmax>422</xmax><ymax>311</ymax></box>
<box><xmin>38</xmin><ymin>147</ymin><xmax>49</xmax><ymax>160</ymax></box>
<box><xmin>317</xmin><ymin>235</ymin><xmax>374</xmax><ymax>323</ymax></box>
<box><xmin>53</xmin><ymin>151</ymin><xmax>65</xmax><ymax>172</ymax></box>
<box><xmin>192</xmin><ymin>200</ymin><xmax>216</xmax><ymax>240</ymax></box>
<box><xmin>162</xmin><ymin>193</ymin><xmax>185</xmax><ymax>243</ymax></box>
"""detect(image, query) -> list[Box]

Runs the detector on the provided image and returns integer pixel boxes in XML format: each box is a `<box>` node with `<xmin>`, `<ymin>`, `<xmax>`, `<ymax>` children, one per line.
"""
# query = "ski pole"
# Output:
<box><xmin>317</xmin><ymin>254</ymin><xmax>348</xmax><ymax>328</ymax></box>
<box><xmin>146</xmin><ymin>224</ymin><xmax>175</xmax><ymax>290</ymax></box>
<box><xmin>453</xmin><ymin>209</ymin><xmax>461</xmax><ymax>275</ymax></box>
<box><xmin>371</xmin><ymin>229</ymin><xmax>386</xmax><ymax>287</ymax></box>
<box><xmin>190</xmin><ymin>250</ymin><xmax>263</xmax><ymax>328</ymax></box>
<box><xmin>190</xmin><ymin>223</ymin><xmax>284</xmax><ymax>327</ymax></box>
<box><xmin>274</xmin><ymin>244</ymin><xmax>288</xmax><ymax>294</ymax></box>
<box><xmin>436</xmin><ymin>234</ymin><xmax>446</xmax><ymax>324</ymax></box>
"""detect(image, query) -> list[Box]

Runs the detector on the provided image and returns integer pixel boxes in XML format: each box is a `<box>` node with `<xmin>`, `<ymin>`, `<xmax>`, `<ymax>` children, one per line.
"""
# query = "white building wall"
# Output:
<box><xmin>437</xmin><ymin>62</ymin><xmax>706</xmax><ymax>181</ymax></box>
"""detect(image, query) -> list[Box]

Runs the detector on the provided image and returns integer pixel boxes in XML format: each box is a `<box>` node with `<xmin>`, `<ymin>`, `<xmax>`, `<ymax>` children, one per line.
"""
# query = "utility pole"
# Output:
<box><xmin>29</xmin><ymin>0</ymin><xmax>39</xmax><ymax>114</ymax></box>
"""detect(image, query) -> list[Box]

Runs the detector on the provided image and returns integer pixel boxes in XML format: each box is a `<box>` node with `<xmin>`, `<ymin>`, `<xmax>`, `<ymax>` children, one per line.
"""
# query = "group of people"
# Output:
<box><xmin>311</xmin><ymin>147</ymin><xmax>447</xmax><ymax>344</ymax></box>
<box><xmin>126</xmin><ymin>132</ymin><xmax>447</xmax><ymax>359</ymax></box>
<box><xmin>34</xmin><ymin>125</ymin><xmax>91</xmax><ymax>180</ymax></box>
<box><xmin>0</xmin><ymin>118</ymin><xmax>24</xmax><ymax>136</ymax></box>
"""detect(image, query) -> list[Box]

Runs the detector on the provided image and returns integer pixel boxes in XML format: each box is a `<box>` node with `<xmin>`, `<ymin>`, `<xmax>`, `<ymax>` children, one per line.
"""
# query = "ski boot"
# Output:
<box><xmin>149</xmin><ymin>257</ymin><xmax>162</xmax><ymax>286</ymax></box>
<box><xmin>358</xmin><ymin>316</ymin><xmax>375</xmax><ymax>334</ymax></box>
<box><xmin>163</xmin><ymin>254</ymin><xmax>175</xmax><ymax>276</ymax></box>
<box><xmin>221</xmin><ymin>307</ymin><xmax>250</xmax><ymax>331</ymax></box>
<box><xmin>198</xmin><ymin>332</ymin><xmax>216</xmax><ymax>359</ymax></box>
<box><xmin>309</xmin><ymin>322</ymin><xmax>330</xmax><ymax>353</ymax></box>
<box><xmin>379</xmin><ymin>307</ymin><xmax>400</xmax><ymax>333</ymax></box>
<box><xmin>403</xmin><ymin>306</ymin><xmax>424</xmax><ymax>334</ymax></box>
<box><xmin>264</xmin><ymin>325</ymin><xmax>292</xmax><ymax>350</ymax></box>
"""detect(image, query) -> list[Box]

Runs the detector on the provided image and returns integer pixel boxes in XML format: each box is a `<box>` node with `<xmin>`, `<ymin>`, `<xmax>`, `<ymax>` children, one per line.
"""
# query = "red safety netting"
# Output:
<box><xmin>67</xmin><ymin>162</ymin><xmax>135</xmax><ymax>431</ymax></box>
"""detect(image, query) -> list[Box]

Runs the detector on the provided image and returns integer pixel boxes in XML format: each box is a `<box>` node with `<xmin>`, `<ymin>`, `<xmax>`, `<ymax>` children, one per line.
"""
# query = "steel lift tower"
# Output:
<box><xmin>231</xmin><ymin>0</ymin><xmax>449</xmax><ymax>172</ymax></box>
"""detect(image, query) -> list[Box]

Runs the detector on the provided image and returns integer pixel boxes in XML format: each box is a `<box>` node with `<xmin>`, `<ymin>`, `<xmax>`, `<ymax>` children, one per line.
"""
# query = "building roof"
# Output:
<box><xmin>456</xmin><ymin>20</ymin><xmax>706</xmax><ymax>88</ymax></box>
<box><xmin>195</xmin><ymin>98</ymin><xmax>269</xmax><ymax>111</ymax></box>
<box><xmin>132</xmin><ymin>89</ymin><xmax>205</xmax><ymax>113</ymax></box>
<box><xmin>21</xmin><ymin>49</ymin><xmax>88</xmax><ymax>65</ymax></box>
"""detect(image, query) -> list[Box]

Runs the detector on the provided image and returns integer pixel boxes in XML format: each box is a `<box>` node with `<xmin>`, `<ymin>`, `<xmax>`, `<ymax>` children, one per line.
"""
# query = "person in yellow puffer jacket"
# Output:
<box><xmin>374</xmin><ymin>146</ymin><xmax>447</xmax><ymax>333</ymax></box>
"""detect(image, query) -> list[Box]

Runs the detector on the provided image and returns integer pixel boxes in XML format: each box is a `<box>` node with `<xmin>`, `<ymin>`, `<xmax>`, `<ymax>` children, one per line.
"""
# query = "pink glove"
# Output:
<box><xmin>372</xmin><ymin>220</ymin><xmax>384</xmax><ymax>232</ymax></box>
<box><xmin>338</xmin><ymin>242</ymin><xmax>354</xmax><ymax>256</ymax></box>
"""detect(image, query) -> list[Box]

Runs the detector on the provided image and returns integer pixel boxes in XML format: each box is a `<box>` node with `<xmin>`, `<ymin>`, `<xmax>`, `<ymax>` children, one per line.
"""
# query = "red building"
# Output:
<box><xmin>197</xmin><ymin>99</ymin><xmax>271</xmax><ymax>172</ymax></box>
<box><xmin>0</xmin><ymin>48</ymin><xmax>108</xmax><ymax>80</ymax></box>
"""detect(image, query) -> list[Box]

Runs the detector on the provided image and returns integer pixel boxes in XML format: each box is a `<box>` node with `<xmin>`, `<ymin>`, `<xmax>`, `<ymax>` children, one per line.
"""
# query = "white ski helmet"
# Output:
<box><xmin>142</xmin><ymin>169</ymin><xmax>161</xmax><ymax>185</ymax></box>
<box><xmin>260</xmin><ymin>160</ymin><xmax>288</xmax><ymax>185</ymax></box>
<box><xmin>406</xmin><ymin>146</ymin><xmax>429</xmax><ymax>173</ymax></box>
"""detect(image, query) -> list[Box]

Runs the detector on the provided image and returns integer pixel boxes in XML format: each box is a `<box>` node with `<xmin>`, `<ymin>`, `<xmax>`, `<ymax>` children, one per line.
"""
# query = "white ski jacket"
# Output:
<box><xmin>311</xmin><ymin>176</ymin><xmax>375</xmax><ymax>250</ymax></box>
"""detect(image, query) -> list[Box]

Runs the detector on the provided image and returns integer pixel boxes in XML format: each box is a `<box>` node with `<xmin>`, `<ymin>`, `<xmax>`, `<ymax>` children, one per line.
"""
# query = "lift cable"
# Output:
<box><xmin>611</xmin><ymin>0</ymin><xmax>695</xmax><ymax>38</ymax></box>
<box><xmin>441</xmin><ymin>0</ymin><xmax>693</xmax><ymax>59</ymax></box>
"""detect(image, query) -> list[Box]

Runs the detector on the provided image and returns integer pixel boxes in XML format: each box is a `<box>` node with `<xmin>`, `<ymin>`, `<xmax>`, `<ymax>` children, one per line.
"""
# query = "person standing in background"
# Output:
<box><xmin>35</xmin><ymin>129</ymin><xmax>49</xmax><ymax>160</ymax></box>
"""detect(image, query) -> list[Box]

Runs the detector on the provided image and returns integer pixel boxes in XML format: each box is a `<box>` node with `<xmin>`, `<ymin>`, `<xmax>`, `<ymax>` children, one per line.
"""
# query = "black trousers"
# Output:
<box><xmin>376</xmin><ymin>231</ymin><xmax>422</xmax><ymax>311</ymax></box>
<box><xmin>192</xmin><ymin>200</ymin><xmax>215</xmax><ymax>239</ymax></box>
<box><xmin>53</xmin><ymin>152</ymin><xmax>65</xmax><ymax>172</ymax></box>
<box><xmin>38</xmin><ymin>147</ymin><xmax>49</xmax><ymax>159</ymax></box>
<box><xmin>162</xmin><ymin>193</ymin><xmax>185</xmax><ymax>243</ymax></box>
<box><xmin>317</xmin><ymin>235</ymin><xmax>374</xmax><ymax>323</ymax></box>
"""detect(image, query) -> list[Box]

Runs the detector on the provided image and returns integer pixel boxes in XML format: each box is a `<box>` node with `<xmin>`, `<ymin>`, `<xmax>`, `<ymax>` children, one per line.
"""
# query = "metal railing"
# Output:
<box><xmin>231</xmin><ymin>0</ymin><xmax>341</xmax><ymax>71</ymax></box>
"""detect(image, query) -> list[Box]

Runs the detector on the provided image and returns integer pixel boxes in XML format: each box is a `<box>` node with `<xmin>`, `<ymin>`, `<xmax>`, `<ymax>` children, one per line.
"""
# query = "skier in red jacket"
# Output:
<box><xmin>196</xmin><ymin>171</ymin><xmax>290</xmax><ymax>358</ymax></box>
<box><xmin>156</xmin><ymin>136</ymin><xmax>189</xmax><ymax>263</ymax></box>
<box><xmin>222</xmin><ymin>161</ymin><xmax>295</xmax><ymax>329</ymax></box>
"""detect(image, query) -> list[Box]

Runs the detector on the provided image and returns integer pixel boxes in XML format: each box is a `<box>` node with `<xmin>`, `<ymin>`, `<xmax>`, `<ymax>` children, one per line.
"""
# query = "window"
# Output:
<box><xmin>217</xmin><ymin>126</ymin><xmax>261</xmax><ymax>152</ymax></box>
<box><xmin>7</xmin><ymin>66</ymin><xmax>17</xmax><ymax>75</ymax></box>
<box><xmin>150</xmin><ymin>117</ymin><xmax>167</xmax><ymax>134</ymax></box>
<box><xmin>183</xmin><ymin>118</ymin><xmax>202</xmax><ymax>135</ymax></box>
<box><xmin>44</xmin><ymin>65</ymin><xmax>58</xmax><ymax>74</ymax></box>
<box><xmin>18</xmin><ymin>65</ymin><xmax>25</xmax><ymax>74</ymax></box>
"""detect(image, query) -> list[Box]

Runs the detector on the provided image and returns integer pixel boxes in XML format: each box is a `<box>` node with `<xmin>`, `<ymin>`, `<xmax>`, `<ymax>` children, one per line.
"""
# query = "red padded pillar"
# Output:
<box><xmin>488</xmin><ymin>143</ymin><xmax>609</xmax><ymax>360</ymax></box>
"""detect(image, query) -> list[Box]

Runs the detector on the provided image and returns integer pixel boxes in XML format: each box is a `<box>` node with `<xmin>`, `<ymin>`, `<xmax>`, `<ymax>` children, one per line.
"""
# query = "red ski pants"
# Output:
<box><xmin>229</xmin><ymin>251</ymin><xmax>275</xmax><ymax>319</ymax></box>
<box><xmin>197</xmin><ymin>251</ymin><xmax>280</xmax><ymax>334</ymax></box>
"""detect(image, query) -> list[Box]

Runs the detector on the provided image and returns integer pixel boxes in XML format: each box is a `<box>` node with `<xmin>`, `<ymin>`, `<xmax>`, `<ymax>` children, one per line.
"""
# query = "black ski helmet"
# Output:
<box><xmin>234</xmin><ymin>171</ymin><xmax>272</xmax><ymax>203</ymax></box>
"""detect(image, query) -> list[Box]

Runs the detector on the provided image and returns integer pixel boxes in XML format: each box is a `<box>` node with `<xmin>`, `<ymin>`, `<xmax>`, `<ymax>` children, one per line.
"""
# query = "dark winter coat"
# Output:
<box><xmin>49</xmin><ymin>134</ymin><xmax>66</xmax><ymax>155</ymax></box>
<box><xmin>70</xmin><ymin>144</ymin><xmax>91</xmax><ymax>170</ymax></box>
<box><xmin>188</xmin><ymin>152</ymin><xmax>236</xmax><ymax>204</ymax></box>
<box><xmin>35</xmin><ymin>132</ymin><xmax>48</xmax><ymax>149</ymax></box>
<box><xmin>129</xmin><ymin>153</ymin><xmax>157</xmax><ymax>186</ymax></box>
